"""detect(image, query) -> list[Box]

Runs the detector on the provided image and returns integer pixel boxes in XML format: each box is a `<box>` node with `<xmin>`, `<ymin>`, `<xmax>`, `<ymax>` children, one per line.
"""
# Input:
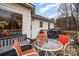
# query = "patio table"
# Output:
<box><xmin>34</xmin><ymin>39</ymin><xmax>63</xmax><ymax>56</ymax></box>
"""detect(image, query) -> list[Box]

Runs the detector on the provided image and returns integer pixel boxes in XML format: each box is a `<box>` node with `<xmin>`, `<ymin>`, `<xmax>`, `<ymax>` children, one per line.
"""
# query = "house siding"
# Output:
<box><xmin>32</xmin><ymin>19</ymin><xmax>40</xmax><ymax>38</ymax></box>
<box><xmin>31</xmin><ymin>18</ymin><xmax>54</xmax><ymax>39</ymax></box>
<box><xmin>50</xmin><ymin>23</ymin><xmax>54</xmax><ymax>29</ymax></box>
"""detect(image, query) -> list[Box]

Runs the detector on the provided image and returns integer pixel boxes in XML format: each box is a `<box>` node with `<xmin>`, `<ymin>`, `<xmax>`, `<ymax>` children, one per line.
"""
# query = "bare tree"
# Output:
<box><xmin>57</xmin><ymin>3</ymin><xmax>78</xmax><ymax>31</ymax></box>
<box><xmin>70</xmin><ymin>4</ymin><xmax>74</xmax><ymax>31</ymax></box>
<box><xmin>58</xmin><ymin>3</ymin><xmax>71</xmax><ymax>29</ymax></box>
<box><xmin>74</xmin><ymin>3</ymin><xmax>79</xmax><ymax>31</ymax></box>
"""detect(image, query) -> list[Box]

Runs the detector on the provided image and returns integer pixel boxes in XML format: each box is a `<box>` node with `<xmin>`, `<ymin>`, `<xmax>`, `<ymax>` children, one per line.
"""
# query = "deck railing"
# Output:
<box><xmin>0</xmin><ymin>34</ymin><xmax>27</xmax><ymax>47</ymax></box>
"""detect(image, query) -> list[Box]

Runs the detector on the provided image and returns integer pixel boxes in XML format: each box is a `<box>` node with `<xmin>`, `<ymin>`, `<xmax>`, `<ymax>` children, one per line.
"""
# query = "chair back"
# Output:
<box><xmin>38</xmin><ymin>34</ymin><xmax>46</xmax><ymax>39</ymax></box>
<box><xmin>58</xmin><ymin>34</ymin><xmax>71</xmax><ymax>56</ymax></box>
<box><xmin>58</xmin><ymin>34</ymin><xmax>69</xmax><ymax>45</ymax></box>
<box><xmin>12</xmin><ymin>39</ymin><xmax>22</xmax><ymax>56</ymax></box>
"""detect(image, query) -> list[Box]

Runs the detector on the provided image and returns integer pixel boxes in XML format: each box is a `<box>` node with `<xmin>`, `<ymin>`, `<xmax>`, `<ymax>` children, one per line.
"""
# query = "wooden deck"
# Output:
<box><xmin>68</xmin><ymin>44</ymin><xmax>79</xmax><ymax>56</ymax></box>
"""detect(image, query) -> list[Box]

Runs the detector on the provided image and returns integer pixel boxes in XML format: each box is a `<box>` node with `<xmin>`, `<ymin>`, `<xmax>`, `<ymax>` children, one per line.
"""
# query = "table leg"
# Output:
<box><xmin>49</xmin><ymin>52</ymin><xmax>56</xmax><ymax>56</ymax></box>
<box><xmin>45</xmin><ymin>51</ymin><xmax>48</xmax><ymax>56</ymax></box>
<box><xmin>37</xmin><ymin>49</ymin><xmax>39</xmax><ymax>53</ymax></box>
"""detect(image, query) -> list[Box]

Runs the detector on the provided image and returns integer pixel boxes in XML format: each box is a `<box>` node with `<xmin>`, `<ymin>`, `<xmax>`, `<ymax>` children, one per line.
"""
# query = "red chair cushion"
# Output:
<box><xmin>58</xmin><ymin>34</ymin><xmax>69</xmax><ymax>45</ymax></box>
<box><xmin>38</xmin><ymin>34</ymin><xmax>46</xmax><ymax>40</ymax></box>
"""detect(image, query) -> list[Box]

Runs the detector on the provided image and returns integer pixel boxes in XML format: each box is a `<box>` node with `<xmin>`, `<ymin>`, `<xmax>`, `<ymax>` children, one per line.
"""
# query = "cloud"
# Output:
<box><xmin>48</xmin><ymin>13</ymin><xmax>58</xmax><ymax>18</ymax></box>
<box><xmin>38</xmin><ymin>3</ymin><xmax>44</xmax><ymax>6</ymax></box>
<box><xmin>39</xmin><ymin>4</ymin><xmax>59</xmax><ymax>14</ymax></box>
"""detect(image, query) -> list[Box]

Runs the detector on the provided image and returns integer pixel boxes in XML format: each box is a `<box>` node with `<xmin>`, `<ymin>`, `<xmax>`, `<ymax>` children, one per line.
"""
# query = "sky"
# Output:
<box><xmin>33</xmin><ymin>3</ymin><xmax>60</xmax><ymax>19</ymax></box>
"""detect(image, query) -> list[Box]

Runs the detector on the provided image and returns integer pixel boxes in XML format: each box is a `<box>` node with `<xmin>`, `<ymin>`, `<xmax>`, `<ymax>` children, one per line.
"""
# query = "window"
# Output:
<box><xmin>48</xmin><ymin>23</ymin><xmax>50</xmax><ymax>30</ymax></box>
<box><xmin>0</xmin><ymin>9</ymin><xmax>22</xmax><ymax>36</ymax></box>
<box><xmin>40</xmin><ymin>21</ymin><xmax>43</xmax><ymax>27</ymax></box>
<box><xmin>32</xmin><ymin>18</ymin><xmax>34</xmax><ymax>21</ymax></box>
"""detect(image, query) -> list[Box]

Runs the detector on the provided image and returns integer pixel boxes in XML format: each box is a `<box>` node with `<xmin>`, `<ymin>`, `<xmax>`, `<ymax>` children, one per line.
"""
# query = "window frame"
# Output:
<box><xmin>40</xmin><ymin>21</ymin><xmax>43</xmax><ymax>28</ymax></box>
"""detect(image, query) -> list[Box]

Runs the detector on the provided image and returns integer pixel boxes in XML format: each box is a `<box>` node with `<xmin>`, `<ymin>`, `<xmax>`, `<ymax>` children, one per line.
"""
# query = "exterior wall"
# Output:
<box><xmin>0</xmin><ymin>3</ymin><xmax>32</xmax><ymax>38</ymax></box>
<box><xmin>50</xmin><ymin>23</ymin><xmax>54</xmax><ymax>29</ymax></box>
<box><xmin>32</xmin><ymin>18</ymin><xmax>54</xmax><ymax>39</ymax></box>
<box><xmin>32</xmin><ymin>19</ymin><xmax>40</xmax><ymax>39</ymax></box>
<box><xmin>43</xmin><ymin>21</ymin><xmax>48</xmax><ymax>30</ymax></box>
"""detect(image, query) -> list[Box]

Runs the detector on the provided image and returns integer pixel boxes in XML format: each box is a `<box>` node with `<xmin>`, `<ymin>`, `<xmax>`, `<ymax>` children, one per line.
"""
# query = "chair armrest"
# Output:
<box><xmin>26</xmin><ymin>37</ymin><xmax>36</xmax><ymax>43</ymax></box>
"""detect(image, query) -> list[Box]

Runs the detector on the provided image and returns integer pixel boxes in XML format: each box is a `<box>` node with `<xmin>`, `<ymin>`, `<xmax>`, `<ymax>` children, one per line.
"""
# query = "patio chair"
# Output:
<box><xmin>58</xmin><ymin>34</ymin><xmax>71</xmax><ymax>56</ymax></box>
<box><xmin>12</xmin><ymin>39</ymin><xmax>39</xmax><ymax>56</ymax></box>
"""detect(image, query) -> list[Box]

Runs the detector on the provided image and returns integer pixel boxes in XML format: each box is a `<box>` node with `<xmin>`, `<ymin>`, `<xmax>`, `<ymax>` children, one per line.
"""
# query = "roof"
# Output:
<box><xmin>57</xmin><ymin>16</ymin><xmax>74</xmax><ymax>20</ymax></box>
<box><xmin>19</xmin><ymin>3</ymin><xmax>35</xmax><ymax>13</ymax></box>
<box><xmin>32</xmin><ymin>14</ymin><xmax>54</xmax><ymax>23</ymax></box>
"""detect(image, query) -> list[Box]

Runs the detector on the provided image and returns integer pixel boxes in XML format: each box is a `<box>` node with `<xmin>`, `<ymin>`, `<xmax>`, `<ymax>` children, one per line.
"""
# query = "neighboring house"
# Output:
<box><xmin>0</xmin><ymin>3</ymin><xmax>54</xmax><ymax>38</ymax></box>
<box><xmin>31</xmin><ymin>14</ymin><xmax>54</xmax><ymax>38</ymax></box>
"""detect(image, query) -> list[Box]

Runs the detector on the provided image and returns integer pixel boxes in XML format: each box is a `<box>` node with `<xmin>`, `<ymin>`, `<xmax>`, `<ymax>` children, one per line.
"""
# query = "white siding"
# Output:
<box><xmin>0</xmin><ymin>3</ymin><xmax>31</xmax><ymax>38</ymax></box>
<box><xmin>32</xmin><ymin>19</ymin><xmax>49</xmax><ymax>39</ymax></box>
<box><xmin>50</xmin><ymin>23</ymin><xmax>54</xmax><ymax>29</ymax></box>
<box><xmin>32</xmin><ymin>19</ymin><xmax>40</xmax><ymax>39</ymax></box>
<box><xmin>43</xmin><ymin>21</ymin><xmax>48</xmax><ymax>30</ymax></box>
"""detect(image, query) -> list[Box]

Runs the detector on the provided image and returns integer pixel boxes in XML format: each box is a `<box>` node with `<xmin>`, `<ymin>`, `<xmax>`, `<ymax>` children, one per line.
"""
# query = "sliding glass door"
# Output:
<box><xmin>0</xmin><ymin>9</ymin><xmax>22</xmax><ymax>36</ymax></box>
